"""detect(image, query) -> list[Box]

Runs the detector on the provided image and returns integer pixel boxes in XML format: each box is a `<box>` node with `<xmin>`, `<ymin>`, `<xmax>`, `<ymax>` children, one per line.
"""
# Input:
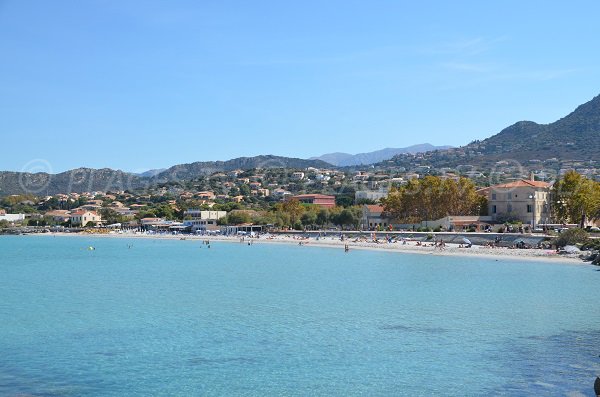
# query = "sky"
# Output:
<box><xmin>1</xmin><ymin>1</ymin><xmax>600</xmax><ymax>173</ymax></box>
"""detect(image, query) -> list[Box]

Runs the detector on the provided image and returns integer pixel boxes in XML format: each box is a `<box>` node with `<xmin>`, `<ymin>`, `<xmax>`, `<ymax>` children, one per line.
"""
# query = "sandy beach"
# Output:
<box><xmin>38</xmin><ymin>231</ymin><xmax>586</xmax><ymax>265</ymax></box>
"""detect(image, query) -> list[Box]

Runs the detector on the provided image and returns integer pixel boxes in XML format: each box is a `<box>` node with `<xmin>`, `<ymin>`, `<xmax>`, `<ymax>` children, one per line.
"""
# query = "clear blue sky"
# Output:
<box><xmin>2</xmin><ymin>1</ymin><xmax>600</xmax><ymax>173</ymax></box>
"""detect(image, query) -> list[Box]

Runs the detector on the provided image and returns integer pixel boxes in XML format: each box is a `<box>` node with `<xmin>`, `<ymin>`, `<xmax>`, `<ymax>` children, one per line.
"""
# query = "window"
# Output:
<box><xmin>507</xmin><ymin>204</ymin><xmax>512</xmax><ymax>212</ymax></box>
<box><xmin>507</xmin><ymin>193</ymin><xmax>512</xmax><ymax>199</ymax></box>
<box><xmin>527</xmin><ymin>204</ymin><xmax>533</xmax><ymax>213</ymax></box>
<box><xmin>492</xmin><ymin>205</ymin><xmax>497</xmax><ymax>214</ymax></box>
<box><xmin>492</xmin><ymin>193</ymin><xmax>497</xmax><ymax>200</ymax></box>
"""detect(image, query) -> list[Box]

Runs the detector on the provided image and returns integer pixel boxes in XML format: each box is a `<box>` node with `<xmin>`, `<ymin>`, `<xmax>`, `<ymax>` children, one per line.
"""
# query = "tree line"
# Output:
<box><xmin>381</xmin><ymin>176</ymin><xmax>487</xmax><ymax>223</ymax></box>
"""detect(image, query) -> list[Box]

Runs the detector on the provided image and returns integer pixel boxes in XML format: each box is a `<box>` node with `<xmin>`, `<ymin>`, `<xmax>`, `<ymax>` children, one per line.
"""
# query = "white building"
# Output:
<box><xmin>183</xmin><ymin>210</ymin><xmax>227</xmax><ymax>232</ymax></box>
<box><xmin>0</xmin><ymin>213</ymin><xmax>26</xmax><ymax>223</ymax></box>
<box><xmin>355</xmin><ymin>190</ymin><xmax>388</xmax><ymax>203</ymax></box>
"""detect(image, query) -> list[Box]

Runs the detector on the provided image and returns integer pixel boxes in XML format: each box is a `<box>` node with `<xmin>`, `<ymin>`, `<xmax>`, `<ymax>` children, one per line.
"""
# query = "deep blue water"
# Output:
<box><xmin>0</xmin><ymin>235</ymin><xmax>599</xmax><ymax>396</ymax></box>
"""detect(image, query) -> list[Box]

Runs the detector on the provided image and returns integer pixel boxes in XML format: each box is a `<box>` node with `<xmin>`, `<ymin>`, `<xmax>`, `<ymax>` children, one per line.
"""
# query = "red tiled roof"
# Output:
<box><xmin>491</xmin><ymin>180</ymin><xmax>550</xmax><ymax>189</ymax></box>
<box><xmin>293</xmin><ymin>194</ymin><xmax>335</xmax><ymax>199</ymax></box>
<box><xmin>365</xmin><ymin>205</ymin><xmax>384</xmax><ymax>213</ymax></box>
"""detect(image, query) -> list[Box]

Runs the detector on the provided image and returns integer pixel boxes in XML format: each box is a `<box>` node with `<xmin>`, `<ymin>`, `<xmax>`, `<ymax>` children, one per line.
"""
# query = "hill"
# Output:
<box><xmin>312</xmin><ymin>144</ymin><xmax>452</xmax><ymax>166</ymax></box>
<box><xmin>385</xmin><ymin>93</ymin><xmax>600</xmax><ymax>169</ymax></box>
<box><xmin>473</xmin><ymin>93</ymin><xmax>600</xmax><ymax>160</ymax></box>
<box><xmin>0</xmin><ymin>156</ymin><xmax>334</xmax><ymax>196</ymax></box>
<box><xmin>151</xmin><ymin>155</ymin><xmax>332</xmax><ymax>182</ymax></box>
<box><xmin>0</xmin><ymin>168</ymin><xmax>146</xmax><ymax>196</ymax></box>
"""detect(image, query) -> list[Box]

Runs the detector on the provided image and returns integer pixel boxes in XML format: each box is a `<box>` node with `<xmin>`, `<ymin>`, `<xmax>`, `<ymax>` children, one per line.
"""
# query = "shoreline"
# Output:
<box><xmin>27</xmin><ymin>231</ymin><xmax>586</xmax><ymax>265</ymax></box>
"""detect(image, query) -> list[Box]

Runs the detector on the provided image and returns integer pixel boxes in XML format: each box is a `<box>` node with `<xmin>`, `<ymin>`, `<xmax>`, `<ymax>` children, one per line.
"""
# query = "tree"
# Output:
<box><xmin>335</xmin><ymin>195</ymin><xmax>354</xmax><ymax>208</ymax></box>
<box><xmin>239</xmin><ymin>184</ymin><xmax>251</xmax><ymax>196</ymax></box>
<box><xmin>100</xmin><ymin>208</ymin><xmax>124</xmax><ymax>225</ymax></box>
<box><xmin>381</xmin><ymin>176</ymin><xmax>483</xmax><ymax>223</ymax></box>
<box><xmin>279</xmin><ymin>199</ymin><xmax>304</xmax><ymax>226</ymax></box>
<box><xmin>301</xmin><ymin>211</ymin><xmax>317</xmax><ymax>227</ymax></box>
<box><xmin>331</xmin><ymin>207</ymin><xmax>360</xmax><ymax>229</ymax></box>
<box><xmin>553</xmin><ymin>228</ymin><xmax>590</xmax><ymax>247</ymax></box>
<box><xmin>356</xmin><ymin>198</ymin><xmax>376</xmax><ymax>205</ymax></box>
<box><xmin>316</xmin><ymin>209</ymin><xmax>329</xmax><ymax>226</ymax></box>
<box><xmin>552</xmin><ymin>171</ymin><xmax>600</xmax><ymax>226</ymax></box>
<box><xmin>225</xmin><ymin>211</ymin><xmax>252</xmax><ymax>225</ymax></box>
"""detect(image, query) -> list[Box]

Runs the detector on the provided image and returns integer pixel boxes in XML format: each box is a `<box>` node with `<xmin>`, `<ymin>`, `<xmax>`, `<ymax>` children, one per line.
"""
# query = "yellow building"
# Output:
<box><xmin>488</xmin><ymin>176</ymin><xmax>551</xmax><ymax>227</ymax></box>
<box><xmin>69</xmin><ymin>210</ymin><xmax>102</xmax><ymax>226</ymax></box>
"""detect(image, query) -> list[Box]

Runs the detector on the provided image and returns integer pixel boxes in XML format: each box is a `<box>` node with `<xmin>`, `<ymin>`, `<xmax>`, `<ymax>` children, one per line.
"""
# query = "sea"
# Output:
<box><xmin>0</xmin><ymin>235</ymin><xmax>599</xmax><ymax>396</ymax></box>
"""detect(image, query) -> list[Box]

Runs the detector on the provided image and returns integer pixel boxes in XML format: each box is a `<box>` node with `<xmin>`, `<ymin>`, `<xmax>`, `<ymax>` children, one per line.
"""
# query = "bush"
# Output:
<box><xmin>581</xmin><ymin>239</ymin><xmax>600</xmax><ymax>251</ymax></box>
<box><xmin>552</xmin><ymin>228</ymin><xmax>590</xmax><ymax>247</ymax></box>
<box><xmin>433</xmin><ymin>226</ymin><xmax>442</xmax><ymax>232</ymax></box>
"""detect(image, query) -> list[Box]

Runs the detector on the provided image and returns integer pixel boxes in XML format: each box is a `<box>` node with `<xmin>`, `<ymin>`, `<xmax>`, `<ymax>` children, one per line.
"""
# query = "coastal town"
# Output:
<box><xmin>2</xmin><ymin>164</ymin><xmax>599</xmax><ymax>245</ymax></box>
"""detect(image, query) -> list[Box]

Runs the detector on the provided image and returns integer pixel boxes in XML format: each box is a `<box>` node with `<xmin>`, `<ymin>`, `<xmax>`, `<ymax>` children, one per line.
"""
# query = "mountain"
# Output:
<box><xmin>0</xmin><ymin>156</ymin><xmax>333</xmax><ymax>196</ymax></box>
<box><xmin>472</xmin><ymin>94</ymin><xmax>600</xmax><ymax>161</ymax></box>
<box><xmin>312</xmin><ymin>144</ymin><xmax>453</xmax><ymax>166</ymax></box>
<box><xmin>0</xmin><ymin>168</ymin><xmax>146</xmax><ymax>196</ymax></box>
<box><xmin>138</xmin><ymin>168</ymin><xmax>166</xmax><ymax>178</ymax></box>
<box><xmin>385</xmin><ymin>93</ymin><xmax>600</xmax><ymax>169</ymax></box>
<box><xmin>152</xmin><ymin>155</ymin><xmax>332</xmax><ymax>182</ymax></box>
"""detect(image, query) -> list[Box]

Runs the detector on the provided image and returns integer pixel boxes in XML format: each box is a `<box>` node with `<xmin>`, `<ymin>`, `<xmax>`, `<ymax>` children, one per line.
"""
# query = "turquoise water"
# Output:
<box><xmin>0</xmin><ymin>236</ymin><xmax>599</xmax><ymax>396</ymax></box>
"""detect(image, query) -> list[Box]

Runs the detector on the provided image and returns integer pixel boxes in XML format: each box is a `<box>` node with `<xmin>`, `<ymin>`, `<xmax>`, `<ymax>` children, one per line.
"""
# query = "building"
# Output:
<box><xmin>44</xmin><ymin>210</ymin><xmax>71</xmax><ymax>223</ymax></box>
<box><xmin>69</xmin><ymin>210</ymin><xmax>102</xmax><ymax>226</ymax></box>
<box><xmin>195</xmin><ymin>191</ymin><xmax>216</xmax><ymax>200</ymax></box>
<box><xmin>290</xmin><ymin>194</ymin><xmax>336</xmax><ymax>208</ymax></box>
<box><xmin>487</xmin><ymin>175</ymin><xmax>551</xmax><ymax>226</ymax></box>
<box><xmin>361</xmin><ymin>205</ymin><xmax>390</xmax><ymax>230</ymax></box>
<box><xmin>422</xmin><ymin>216</ymin><xmax>493</xmax><ymax>232</ymax></box>
<box><xmin>113</xmin><ymin>207</ymin><xmax>138</xmax><ymax>219</ymax></box>
<box><xmin>292</xmin><ymin>172</ymin><xmax>305</xmax><ymax>180</ymax></box>
<box><xmin>355</xmin><ymin>189</ymin><xmax>388</xmax><ymax>203</ymax></box>
<box><xmin>182</xmin><ymin>209</ymin><xmax>227</xmax><ymax>232</ymax></box>
<box><xmin>253</xmin><ymin>188</ymin><xmax>270</xmax><ymax>197</ymax></box>
<box><xmin>272</xmin><ymin>188</ymin><xmax>292</xmax><ymax>200</ymax></box>
<box><xmin>0</xmin><ymin>213</ymin><xmax>26</xmax><ymax>223</ymax></box>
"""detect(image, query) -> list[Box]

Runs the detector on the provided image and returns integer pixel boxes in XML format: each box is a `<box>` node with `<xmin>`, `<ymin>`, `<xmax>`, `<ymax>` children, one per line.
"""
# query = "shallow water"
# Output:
<box><xmin>1</xmin><ymin>235</ymin><xmax>599</xmax><ymax>396</ymax></box>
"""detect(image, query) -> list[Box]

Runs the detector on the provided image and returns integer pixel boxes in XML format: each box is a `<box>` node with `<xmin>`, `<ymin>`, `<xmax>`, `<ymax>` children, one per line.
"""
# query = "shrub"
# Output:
<box><xmin>552</xmin><ymin>228</ymin><xmax>590</xmax><ymax>247</ymax></box>
<box><xmin>581</xmin><ymin>239</ymin><xmax>600</xmax><ymax>251</ymax></box>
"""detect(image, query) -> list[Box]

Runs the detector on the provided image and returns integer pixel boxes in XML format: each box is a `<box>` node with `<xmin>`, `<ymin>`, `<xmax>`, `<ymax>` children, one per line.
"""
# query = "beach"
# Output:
<box><xmin>41</xmin><ymin>231</ymin><xmax>584</xmax><ymax>264</ymax></box>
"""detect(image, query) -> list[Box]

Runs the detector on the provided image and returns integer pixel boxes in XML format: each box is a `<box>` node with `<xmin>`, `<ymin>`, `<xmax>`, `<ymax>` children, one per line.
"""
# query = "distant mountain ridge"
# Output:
<box><xmin>312</xmin><ymin>144</ymin><xmax>453</xmax><ymax>166</ymax></box>
<box><xmin>0</xmin><ymin>168</ymin><xmax>146</xmax><ymax>196</ymax></box>
<box><xmin>151</xmin><ymin>155</ymin><xmax>332</xmax><ymax>182</ymax></box>
<box><xmin>2</xmin><ymin>93</ymin><xmax>599</xmax><ymax>196</ymax></box>
<box><xmin>0</xmin><ymin>155</ymin><xmax>333</xmax><ymax>196</ymax></box>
